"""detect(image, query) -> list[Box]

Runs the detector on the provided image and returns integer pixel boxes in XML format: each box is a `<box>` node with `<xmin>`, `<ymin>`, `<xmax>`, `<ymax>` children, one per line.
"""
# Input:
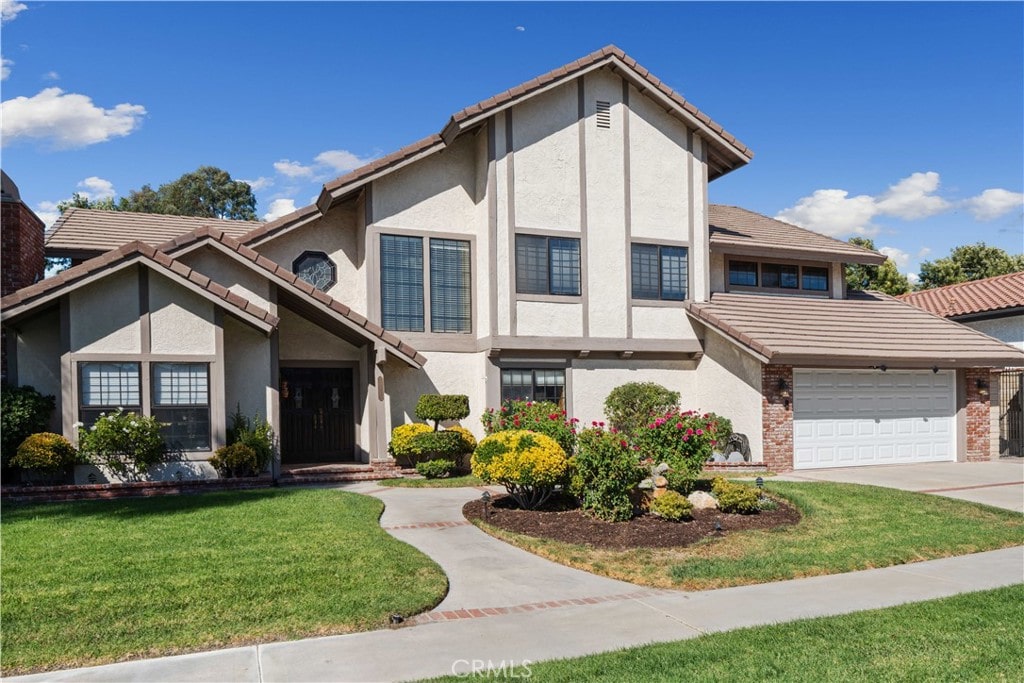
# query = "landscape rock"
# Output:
<box><xmin>688</xmin><ymin>490</ymin><xmax>719</xmax><ymax>510</ymax></box>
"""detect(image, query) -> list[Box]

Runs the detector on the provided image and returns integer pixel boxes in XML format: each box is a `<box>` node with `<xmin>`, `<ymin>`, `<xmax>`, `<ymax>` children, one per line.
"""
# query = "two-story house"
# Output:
<box><xmin>5</xmin><ymin>46</ymin><xmax>1022</xmax><ymax>479</ymax></box>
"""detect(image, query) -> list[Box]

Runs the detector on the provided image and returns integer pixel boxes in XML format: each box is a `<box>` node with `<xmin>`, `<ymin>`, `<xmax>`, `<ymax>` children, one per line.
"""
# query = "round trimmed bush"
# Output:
<box><xmin>209</xmin><ymin>442</ymin><xmax>260</xmax><ymax>478</ymax></box>
<box><xmin>11</xmin><ymin>432</ymin><xmax>77</xmax><ymax>472</ymax></box>
<box><xmin>415</xmin><ymin>458</ymin><xmax>456</xmax><ymax>479</ymax></box>
<box><xmin>388</xmin><ymin>423</ymin><xmax>433</xmax><ymax>464</ymax></box>
<box><xmin>445</xmin><ymin>425</ymin><xmax>477</xmax><ymax>453</ymax></box>
<box><xmin>415</xmin><ymin>394</ymin><xmax>470</xmax><ymax>429</ymax></box>
<box><xmin>650</xmin><ymin>490</ymin><xmax>693</xmax><ymax>522</ymax></box>
<box><xmin>603</xmin><ymin>382</ymin><xmax>680</xmax><ymax>436</ymax></box>
<box><xmin>471</xmin><ymin>430</ymin><xmax>569</xmax><ymax>509</ymax></box>
<box><xmin>712</xmin><ymin>476</ymin><xmax>760</xmax><ymax>514</ymax></box>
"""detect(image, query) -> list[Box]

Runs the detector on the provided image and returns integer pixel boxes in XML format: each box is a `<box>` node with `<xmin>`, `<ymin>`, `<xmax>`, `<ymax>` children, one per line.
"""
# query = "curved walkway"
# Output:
<box><xmin>10</xmin><ymin>471</ymin><xmax>1024</xmax><ymax>683</ymax></box>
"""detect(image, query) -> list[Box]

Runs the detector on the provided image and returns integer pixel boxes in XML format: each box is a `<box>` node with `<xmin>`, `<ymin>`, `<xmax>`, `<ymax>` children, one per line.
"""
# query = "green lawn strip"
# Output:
<box><xmin>1</xmin><ymin>489</ymin><xmax>447</xmax><ymax>674</ymax></box>
<box><xmin>378</xmin><ymin>474</ymin><xmax>485</xmax><ymax>488</ymax></box>
<box><xmin>427</xmin><ymin>584</ymin><xmax>1024</xmax><ymax>682</ymax></box>
<box><xmin>472</xmin><ymin>481</ymin><xmax>1024</xmax><ymax>590</ymax></box>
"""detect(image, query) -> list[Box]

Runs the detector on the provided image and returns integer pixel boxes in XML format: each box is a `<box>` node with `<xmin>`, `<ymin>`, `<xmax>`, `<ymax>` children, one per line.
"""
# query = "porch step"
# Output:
<box><xmin>277</xmin><ymin>461</ymin><xmax>402</xmax><ymax>485</ymax></box>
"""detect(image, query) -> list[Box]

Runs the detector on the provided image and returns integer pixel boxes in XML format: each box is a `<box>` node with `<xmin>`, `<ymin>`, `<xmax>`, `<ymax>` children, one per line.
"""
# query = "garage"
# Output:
<box><xmin>793</xmin><ymin>369</ymin><xmax>956</xmax><ymax>469</ymax></box>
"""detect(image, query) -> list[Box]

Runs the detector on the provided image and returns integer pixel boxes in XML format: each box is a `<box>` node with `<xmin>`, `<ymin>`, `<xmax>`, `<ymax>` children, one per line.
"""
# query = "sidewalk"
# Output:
<box><xmin>10</xmin><ymin>478</ymin><xmax>1023</xmax><ymax>683</ymax></box>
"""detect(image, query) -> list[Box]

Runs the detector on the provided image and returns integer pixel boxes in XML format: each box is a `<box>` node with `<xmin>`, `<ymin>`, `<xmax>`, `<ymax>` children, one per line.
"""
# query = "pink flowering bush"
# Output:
<box><xmin>569</xmin><ymin>425</ymin><xmax>646</xmax><ymax>521</ymax></box>
<box><xmin>633</xmin><ymin>409</ymin><xmax>732</xmax><ymax>479</ymax></box>
<box><xmin>481</xmin><ymin>400</ymin><xmax>578</xmax><ymax>456</ymax></box>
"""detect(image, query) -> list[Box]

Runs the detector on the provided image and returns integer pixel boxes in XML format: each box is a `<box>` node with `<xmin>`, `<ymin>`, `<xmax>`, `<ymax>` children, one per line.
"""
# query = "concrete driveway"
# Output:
<box><xmin>776</xmin><ymin>460</ymin><xmax>1024</xmax><ymax>512</ymax></box>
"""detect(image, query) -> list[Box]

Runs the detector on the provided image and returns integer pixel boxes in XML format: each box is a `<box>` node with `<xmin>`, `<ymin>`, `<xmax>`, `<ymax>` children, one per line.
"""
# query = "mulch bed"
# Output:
<box><xmin>463</xmin><ymin>493</ymin><xmax>801</xmax><ymax>550</ymax></box>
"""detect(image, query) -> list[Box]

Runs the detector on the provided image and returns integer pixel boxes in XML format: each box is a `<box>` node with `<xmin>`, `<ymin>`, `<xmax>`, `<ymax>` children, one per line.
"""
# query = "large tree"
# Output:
<box><xmin>844</xmin><ymin>237</ymin><xmax>911</xmax><ymax>296</ymax></box>
<box><xmin>916</xmin><ymin>242</ymin><xmax>1024</xmax><ymax>290</ymax></box>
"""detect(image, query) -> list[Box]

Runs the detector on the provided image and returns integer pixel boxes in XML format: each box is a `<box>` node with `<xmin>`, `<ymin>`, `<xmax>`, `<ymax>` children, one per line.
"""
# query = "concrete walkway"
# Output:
<box><xmin>10</xmin><ymin>469</ymin><xmax>1024</xmax><ymax>683</ymax></box>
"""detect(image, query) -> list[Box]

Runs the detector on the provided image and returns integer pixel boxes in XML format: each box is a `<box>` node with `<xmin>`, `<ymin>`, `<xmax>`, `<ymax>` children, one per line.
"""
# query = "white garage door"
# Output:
<box><xmin>793</xmin><ymin>369</ymin><xmax>956</xmax><ymax>469</ymax></box>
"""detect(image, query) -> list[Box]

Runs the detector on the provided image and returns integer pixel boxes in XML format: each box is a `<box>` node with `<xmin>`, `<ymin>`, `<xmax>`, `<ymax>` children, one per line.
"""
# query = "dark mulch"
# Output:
<box><xmin>463</xmin><ymin>493</ymin><xmax>801</xmax><ymax>550</ymax></box>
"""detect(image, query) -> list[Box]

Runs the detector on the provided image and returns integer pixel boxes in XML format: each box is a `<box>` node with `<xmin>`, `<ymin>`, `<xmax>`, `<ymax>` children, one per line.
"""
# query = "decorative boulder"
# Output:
<box><xmin>688</xmin><ymin>490</ymin><xmax>719</xmax><ymax>510</ymax></box>
<box><xmin>652</xmin><ymin>475</ymin><xmax>669</xmax><ymax>498</ymax></box>
<box><xmin>711</xmin><ymin>452</ymin><xmax>727</xmax><ymax>462</ymax></box>
<box><xmin>726</xmin><ymin>451</ymin><xmax>745</xmax><ymax>463</ymax></box>
<box><xmin>654</xmin><ymin>462</ymin><xmax>671</xmax><ymax>475</ymax></box>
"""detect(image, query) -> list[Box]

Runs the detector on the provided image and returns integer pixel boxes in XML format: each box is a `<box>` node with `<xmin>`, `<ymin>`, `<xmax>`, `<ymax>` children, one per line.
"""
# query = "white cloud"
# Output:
<box><xmin>1</xmin><ymin>56</ymin><xmax>11</xmax><ymax>81</ymax></box>
<box><xmin>42</xmin><ymin>70</ymin><xmax>59</xmax><ymax>81</ymax></box>
<box><xmin>878</xmin><ymin>246</ymin><xmax>910</xmax><ymax>269</ymax></box>
<box><xmin>1</xmin><ymin>0</ymin><xmax>27</xmax><ymax>23</ymax></box>
<box><xmin>313</xmin><ymin>149</ymin><xmax>376</xmax><ymax>174</ymax></box>
<box><xmin>515</xmin><ymin>25</ymin><xmax>526</xmax><ymax>31</ymax></box>
<box><xmin>775</xmin><ymin>188</ymin><xmax>879</xmax><ymax>237</ymax></box>
<box><xmin>77</xmin><ymin>176</ymin><xmax>116</xmax><ymax>200</ymax></box>
<box><xmin>1</xmin><ymin>88</ymin><xmax>146</xmax><ymax>149</ymax></box>
<box><xmin>273</xmin><ymin>159</ymin><xmax>314</xmax><ymax>179</ymax></box>
<box><xmin>240</xmin><ymin>176</ymin><xmax>274</xmax><ymax>191</ymax></box>
<box><xmin>962</xmin><ymin>188</ymin><xmax>1024</xmax><ymax>221</ymax></box>
<box><xmin>874</xmin><ymin>172</ymin><xmax>950</xmax><ymax>220</ymax></box>
<box><xmin>906</xmin><ymin>272</ymin><xmax>921</xmax><ymax>286</ymax></box>
<box><xmin>35</xmin><ymin>200</ymin><xmax>60</xmax><ymax>229</ymax></box>
<box><xmin>916</xmin><ymin>246</ymin><xmax>932</xmax><ymax>259</ymax></box>
<box><xmin>263</xmin><ymin>198</ymin><xmax>296</xmax><ymax>221</ymax></box>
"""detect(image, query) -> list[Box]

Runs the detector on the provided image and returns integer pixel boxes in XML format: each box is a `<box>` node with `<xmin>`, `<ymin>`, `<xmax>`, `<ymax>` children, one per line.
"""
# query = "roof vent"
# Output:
<box><xmin>596</xmin><ymin>101</ymin><xmax>611</xmax><ymax>129</ymax></box>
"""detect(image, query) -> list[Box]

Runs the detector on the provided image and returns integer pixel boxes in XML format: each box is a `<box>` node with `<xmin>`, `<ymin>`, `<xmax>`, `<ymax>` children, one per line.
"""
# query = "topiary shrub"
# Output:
<box><xmin>388</xmin><ymin>423</ymin><xmax>433</xmax><ymax>465</ymax></box>
<box><xmin>480</xmin><ymin>400</ymin><xmax>578</xmax><ymax>456</ymax></box>
<box><xmin>712</xmin><ymin>476</ymin><xmax>760</xmax><ymax>514</ymax></box>
<box><xmin>209</xmin><ymin>442</ymin><xmax>260</xmax><ymax>478</ymax></box>
<box><xmin>410</xmin><ymin>430</ymin><xmax>466</xmax><ymax>460</ymax></box>
<box><xmin>1</xmin><ymin>385</ymin><xmax>56</xmax><ymax>469</ymax></box>
<box><xmin>415</xmin><ymin>394</ymin><xmax>470</xmax><ymax>430</ymax></box>
<box><xmin>471</xmin><ymin>430</ymin><xmax>569</xmax><ymax>510</ymax></box>
<box><xmin>603</xmin><ymin>382</ymin><xmax>680</xmax><ymax>436</ymax></box>
<box><xmin>445</xmin><ymin>425</ymin><xmax>477</xmax><ymax>453</ymax></box>
<box><xmin>226</xmin><ymin>407</ymin><xmax>275</xmax><ymax>473</ymax></box>
<box><xmin>415</xmin><ymin>458</ymin><xmax>457</xmax><ymax>479</ymax></box>
<box><xmin>11</xmin><ymin>433</ymin><xmax>78</xmax><ymax>479</ymax></box>
<box><xmin>633</xmin><ymin>409</ymin><xmax>732</xmax><ymax>479</ymax></box>
<box><xmin>570</xmin><ymin>427</ymin><xmax>645</xmax><ymax>522</ymax></box>
<box><xmin>650</xmin><ymin>490</ymin><xmax>693</xmax><ymax>522</ymax></box>
<box><xmin>77</xmin><ymin>409</ymin><xmax>167</xmax><ymax>481</ymax></box>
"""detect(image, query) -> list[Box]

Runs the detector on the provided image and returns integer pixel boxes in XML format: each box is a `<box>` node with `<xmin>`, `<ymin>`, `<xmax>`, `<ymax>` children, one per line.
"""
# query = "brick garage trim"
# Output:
<box><xmin>964</xmin><ymin>367</ymin><xmax>992</xmax><ymax>462</ymax></box>
<box><xmin>761</xmin><ymin>364</ymin><xmax>794</xmax><ymax>472</ymax></box>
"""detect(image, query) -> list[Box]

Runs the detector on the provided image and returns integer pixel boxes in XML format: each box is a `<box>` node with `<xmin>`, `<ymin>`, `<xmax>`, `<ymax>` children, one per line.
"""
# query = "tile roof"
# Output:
<box><xmin>709</xmin><ymin>205</ymin><xmax>886</xmax><ymax>265</ymax></box>
<box><xmin>897</xmin><ymin>271</ymin><xmax>1024</xmax><ymax>318</ymax></box>
<box><xmin>1</xmin><ymin>240</ymin><xmax>278</xmax><ymax>330</ymax></box>
<box><xmin>45</xmin><ymin>207</ymin><xmax>261</xmax><ymax>256</ymax></box>
<box><xmin>687</xmin><ymin>291</ymin><xmax>1024</xmax><ymax>368</ymax></box>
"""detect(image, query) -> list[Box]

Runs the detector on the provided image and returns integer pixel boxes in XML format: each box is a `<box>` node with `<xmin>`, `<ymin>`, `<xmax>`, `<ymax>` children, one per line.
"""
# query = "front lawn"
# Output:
<box><xmin>379</xmin><ymin>474</ymin><xmax>485</xmax><ymax>488</ymax></box>
<box><xmin>429</xmin><ymin>584</ymin><xmax>1024</xmax><ymax>682</ymax></box>
<box><xmin>1</xmin><ymin>489</ymin><xmax>448</xmax><ymax>674</ymax></box>
<box><xmin>472</xmin><ymin>481</ymin><xmax>1024</xmax><ymax>589</ymax></box>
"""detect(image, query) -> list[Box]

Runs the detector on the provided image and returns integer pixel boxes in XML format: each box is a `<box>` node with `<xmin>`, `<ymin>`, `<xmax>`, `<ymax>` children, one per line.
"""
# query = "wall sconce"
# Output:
<box><xmin>879</xmin><ymin>364</ymin><xmax>887</xmax><ymax>372</ymax></box>
<box><xmin>932</xmin><ymin>366</ymin><xmax>939</xmax><ymax>374</ymax></box>
<box><xmin>778</xmin><ymin>378</ymin><xmax>791</xmax><ymax>409</ymax></box>
<box><xmin>976</xmin><ymin>379</ymin><xmax>989</xmax><ymax>397</ymax></box>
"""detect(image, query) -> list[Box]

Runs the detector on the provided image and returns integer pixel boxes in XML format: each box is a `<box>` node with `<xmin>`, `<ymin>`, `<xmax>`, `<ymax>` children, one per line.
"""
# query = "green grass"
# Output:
<box><xmin>428</xmin><ymin>585</ymin><xmax>1024</xmax><ymax>682</ymax></box>
<box><xmin>473</xmin><ymin>481</ymin><xmax>1024</xmax><ymax>589</ymax></box>
<box><xmin>379</xmin><ymin>474</ymin><xmax>485</xmax><ymax>488</ymax></box>
<box><xmin>1</xmin><ymin>488</ymin><xmax>448</xmax><ymax>674</ymax></box>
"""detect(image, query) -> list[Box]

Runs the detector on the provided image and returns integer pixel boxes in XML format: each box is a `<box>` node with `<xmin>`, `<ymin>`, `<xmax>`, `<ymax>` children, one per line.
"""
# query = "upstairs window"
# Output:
<box><xmin>761</xmin><ymin>263</ymin><xmax>798</xmax><ymax>289</ymax></box>
<box><xmin>801</xmin><ymin>266</ymin><xmax>829</xmax><ymax>291</ymax></box>
<box><xmin>381</xmin><ymin>235</ymin><xmax>425</xmax><ymax>331</ymax></box>
<box><xmin>380</xmin><ymin>234</ymin><xmax>472</xmax><ymax>333</ymax></box>
<box><xmin>515</xmin><ymin>234</ymin><xmax>581</xmax><ymax>296</ymax></box>
<box><xmin>430</xmin><ymin>239</ymin><xmax>471</xmax><ymax>333</ymax></box>
<box><xmin>728</xmin><ymin>261</ymin><xmax>759</xmax><ymax>287</ymax></box>
<box><xmin>728</xmin><ymin>260</ymin><xmax>831</xmax><ymax>293</ymax></box>
<box><xmin>293</xmin><ymin>251</ymin><xmax>337</xmax><ymax>291</ymax></box>
<box><xmin>631</xmin><ymin>244</ymin><xmax>688</xmax><ymax>301</ymax></box>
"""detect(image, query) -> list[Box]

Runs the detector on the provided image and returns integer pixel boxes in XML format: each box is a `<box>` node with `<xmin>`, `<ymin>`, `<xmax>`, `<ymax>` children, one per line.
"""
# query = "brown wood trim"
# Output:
<box><xmin>579</xmin><ymin>77</ymin><xmax>590</xmax><ymax>338</ymax></box>
<box><xmin>505</xmin><ymin>108</ymin><xmax>517</xmax><ymax>336</ymax></box>
<box><xmin>623</xmin><ymin>78</ymin><xmax>633</xmax><ymax>339</ymax></box>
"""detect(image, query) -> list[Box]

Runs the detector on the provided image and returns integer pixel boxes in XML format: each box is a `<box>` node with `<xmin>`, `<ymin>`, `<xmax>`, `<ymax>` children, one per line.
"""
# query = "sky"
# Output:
<box><xmin>1</xmin><ymin>1</ymin><xmax>1022</xmax><ymax>282</ymax></box>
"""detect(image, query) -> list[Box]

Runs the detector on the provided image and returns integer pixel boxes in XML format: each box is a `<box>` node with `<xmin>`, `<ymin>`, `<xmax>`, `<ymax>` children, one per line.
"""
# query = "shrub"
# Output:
<box><xmin>650</xmin><ymin>490</ymin><xmax>693</xmax><ymax>522</ymax></box>
<box><xmin>445</xmin><ymin>425</ymin><xmax>477</xmax><ymax>453</ymax></box>
<box><xmin>11</xmin><ymin>432</ymin><xmax>78</xmax><ymax>472</ymax></box>
<box><xmin>77</xmin><ymin>409</ymin><xmax>167</xmax><ymax>481</ymax></box>
<box><xmin>633</xmin><ymin>409</ymin><xmax>732</xmax><ymax>479</ymax></box>
<box><xmin>226</xmin><ymin>407</ymin><xmax>275</xmax><ymax>473</ymax></box>
<box><xmin>471</xmin><ymin>430</ymin><xmax>569</xmax><ymax>510</ymax></box>
<box><xmin>209</xmin><ymin>443</ymin><xmax>260</xmax><ymax>478</ymax></box>
<box><xmin>415</xmin><ymin>458</ymin><xmax>457</xmax><ymax>479</ymax></box>
<box><xmin>388</xmin><ymin>423</ymin><xmax>433</xmax><ymax>464</ymax></box>
<box><xmin>603</xmin><ymin>382</ymin><xmax>680</xmax><ymax>436</ymax></box>
<box><xmin>410</xmin><ymin>431</ymin><xmax>466</xmax><ymax>459</ymax></box>
<box><xmin>712</xmin><ymin>476</ymin><xmax>760</xmax><ymax>514</ymax></box>
<box><xmin>570</xmin><ymin>427</ymin><xmax>645</xmax><ymax>522</ymax></box>
<box><xmin>664</xmin><ymin>469</ymin><xmax>697</xmax><ymax>495</ymax></box>
<box><xmin>415</xmin><ymin>394</ymin><xmax>470</xmax><ymax>430</ymax></box>
<box><xmin>481</xmin><ymin>400</ymin><xmax>578</xmax><ymax>456</ymax></box>
<box><xmin>1</xmin><ymin>385</ymin><xmax>56</xmax><ymax>468</ymax></box>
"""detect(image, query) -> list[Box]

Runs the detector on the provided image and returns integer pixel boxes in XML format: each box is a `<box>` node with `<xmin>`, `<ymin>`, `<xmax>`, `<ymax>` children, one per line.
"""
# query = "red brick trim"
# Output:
<box><xmin>410</xmin><ymin>590</ymin><xmax>675</xmax><ymax>624</ymax></box>
<box><xmin>1</xmin><ymin>476</ymin><xmax>274</xmax><ymax>504</ymax></box>
<box><xmin>762</xmin><ymin>364</ymin><xmax>794</xmax><ymax>472</ymax></box>
<box><xmin>964</xmin><ymin>368</ymin><xmax>992</xmax><ymax>462</ymax></box>
<box><xmin>382</xmin><ymin>521</ymin><xmax>472</xmax><ymax>531</ymax></box>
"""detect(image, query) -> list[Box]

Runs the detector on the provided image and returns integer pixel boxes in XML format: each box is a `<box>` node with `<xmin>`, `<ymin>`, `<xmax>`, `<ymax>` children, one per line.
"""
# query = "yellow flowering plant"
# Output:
<box><xmin>471</xmin><ymin>430</ymin><xmax>569</xmax><ymax>509</ymax></box>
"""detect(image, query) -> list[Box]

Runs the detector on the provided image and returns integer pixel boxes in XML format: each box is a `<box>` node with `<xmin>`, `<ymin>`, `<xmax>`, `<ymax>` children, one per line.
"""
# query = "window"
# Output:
<box><xmin>501</xmin><ymin>368</ymin><xmax>566</xmax><ymax>407</ymax></box>
<box><xmin>430</xmin><ymin>239</ymin><xmax>471</xmax><ymax>333</ymax></box>
<box><xmin>380</xmin><ymin>234</ymin><xmax>472</xmax><ymax>333</ymax></box>
<box><xmin>802</xmin><ymin>266</ymin><xmax>829</xmax><ymax>291</ymax></box>
<box><xmin>515</xmin><ymin>234</ymin><xmax>581</xmax><ymax>296</ymax></box>
<box><xmin>728</xmin><ymin>261</ymin><xmax>759</xmax><ymax>287</ymax></box>
<box><xmin>152</xmin><ymin>363</ymin><xmax>210</xmax><ymax>451</ymax></box>
<box><xmin>761</xmin><ymin>263</ymin><xmax>798</xmax><ymax>289</ymax></box>
<box><xmin>79</xmin><ymin>362</ymin><xmax>141</xmax><ymax>427</ymax></box>
<box><xmin>292</xmin><ymin>251</ymin><xmax>336</xmax><ymax>291</ymax></box>
<box><xmin>631</xmin><ymin>244</ymin><xmax>688</xmax><ymax>301</ymax></box>
<box><xmin>728</xmin><ymin>260</ymin><xmax>831</xmax><ymax>293</ymax></box>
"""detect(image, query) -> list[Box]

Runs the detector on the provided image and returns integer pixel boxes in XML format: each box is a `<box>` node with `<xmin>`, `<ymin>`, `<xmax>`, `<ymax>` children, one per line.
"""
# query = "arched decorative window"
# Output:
<box><xmin>292</xmin><ymin>251</ymin><xmax>337</xmax><ymax>291</ymax></box>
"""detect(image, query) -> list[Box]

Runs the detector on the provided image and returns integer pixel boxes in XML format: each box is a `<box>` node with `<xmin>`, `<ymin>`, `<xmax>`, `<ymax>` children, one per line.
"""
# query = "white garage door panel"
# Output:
<box><xmin>793</xmin><ymin>369</ymin><xmax>956</xmax><ymax>469</ymax></box>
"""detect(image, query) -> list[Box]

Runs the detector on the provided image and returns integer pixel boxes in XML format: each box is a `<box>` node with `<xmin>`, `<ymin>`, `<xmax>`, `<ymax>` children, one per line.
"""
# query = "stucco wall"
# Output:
<box><xmin>181</xmin><ymin>245</ymin><xmax>272</xmax><ymax>311</ymax></box>
<box><xmin>385</xmin><ymin>350</ymin><xmax>489</xmax><ymax>438</ymax></box>
<box><xmin>516</xmin><ymin>300</ymin><xmax>584</xmax><ymax>337</ymax></box>
<box><xmin>149</xmin><ymin>272</ymin><xmax>216</xmax><ymax>355</ymax></box>
<box><xmin>14</xmin><ymin>307</ymin><xmax>62</xmax><ymax>432</ymax></box>
<box><xmin>69</xmin><ymin>266</ymin><xmax>140</xmax><ymax>353</ymax></box>
<box><xmin>570</xmin><ymin>359</ymin><xmax>695</xmax><ymax>428</ymax></box>
<box><xmin>691</xmin><ymin>328</ymin><xmax>764</xmax><ymax>459</ymax></box>
<box><xmin>631</xmin><ymin>307</ymin><xmax>699</xmax><ymax>341</ymax></box>
<box><xmin>709</xmin><ymin>251</ymin><xmax>726</xmax><ymax>293</ymax></box>
<box><xmin>277</xmin><ymin>306</ymin><xmax>363</xmax><ymax>362</ymax></box>
<box><xmin>223</xmin><ymin>316</ymin><xmax>272</xmax><ymax>425</ymax></box>
<box><xmin>965</xmin><ymin>315</ymin><xmax>1024</xmax><ymax>350</ymax></box>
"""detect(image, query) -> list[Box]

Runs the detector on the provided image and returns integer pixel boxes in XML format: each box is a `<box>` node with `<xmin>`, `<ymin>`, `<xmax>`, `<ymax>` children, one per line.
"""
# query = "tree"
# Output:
<box><xmin>917</xmin><ymin>242</ymin><xmax>1024</xmax><ymax>290</ymax></box>
<box><xmin>56</xmin><ymin>193</ymin><xmax>116</xmax><ymax>213</ymax></box>
<box><xmin>844</xmin><ymin>237</ymin><xmax>911</xmax><ymax>296</ymax></box>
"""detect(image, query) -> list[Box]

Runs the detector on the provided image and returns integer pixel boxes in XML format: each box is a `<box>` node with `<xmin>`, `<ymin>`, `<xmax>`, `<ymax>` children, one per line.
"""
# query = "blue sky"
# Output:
<box><xmin>2</xmin><ymin>1</ymin><xmax>1021</xmax><ymax>281</ymax></box>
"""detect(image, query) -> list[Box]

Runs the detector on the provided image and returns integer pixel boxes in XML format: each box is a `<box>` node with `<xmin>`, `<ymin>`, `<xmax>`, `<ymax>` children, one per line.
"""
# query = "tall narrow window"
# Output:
<box><xmin>430</xmin><ymin>238</ymin><xmax>471</xmax><ymax>333</ymax></box>
<box><xmin>632</xmin><ymin>244</ymin><xmax>688</xmax><ymax>300</ymax></box>
<box><xmin>515</xmin><ymin>234</ymin><xmax>548</xmax><ymax>294</ymax></box>
<box><xmin>549</xmin><ymin>238</ymin><xmax>581</xmax><ymax>296</ymax></box>
<box><xmin>515</xmin><ymin>234</ymin><xmax>581</xmax><ymax>296</ymax></box>
<box><xmin>152</xmin><ymin>363</ymin><xmax>210</xmax><ymax>451</ymax></box>
<box><xmin>79</xmin><ymin>362</ymin><xmax>141</xmax><ymax>427</ymax></box>
<box><xmin>380</xmin><ymin>235</ymin><xmax>424</xmax><ymax>331</ymax></box>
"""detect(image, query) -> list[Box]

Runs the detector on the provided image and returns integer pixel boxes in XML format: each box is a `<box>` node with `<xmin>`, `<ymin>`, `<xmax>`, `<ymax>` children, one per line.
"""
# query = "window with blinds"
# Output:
<box><xmin>381</xmin><ymin>235</ymin><xmax>425</xmax><ymax>331</ymax></box>
<box><xmin>500</xmin><ymin>368</ymin><xmax>566</xmax><ymax>408</ymax></box>
<box><xmin>430</xmin><ymin>239</ymin><xmax>471</xmax><ymax>333</ymax></box>
<box><xmin>79</xmin><ymin>362</ymin><xmax>141</xmax><ymax>427</ymax></box>
<box><xmin>631</xmin><ymin>244</ymin><xmax>688</xmax><ymax>301</ymax></box>
<box><xmin>152</xmin><ymin>363</ymin><xmax>210</xmax><ymax>451</ymax></box>
<box><xmin>515</xmin><ymin>234</ymin><xmax>581</xmax><ymax>296</ymax></box>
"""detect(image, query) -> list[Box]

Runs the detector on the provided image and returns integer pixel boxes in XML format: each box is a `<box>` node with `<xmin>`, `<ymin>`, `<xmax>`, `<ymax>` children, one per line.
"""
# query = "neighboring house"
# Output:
<box><xmin>3</xmin><ymin>46</ymin><xmax>1023</xmax><ymax>479</ymax></box>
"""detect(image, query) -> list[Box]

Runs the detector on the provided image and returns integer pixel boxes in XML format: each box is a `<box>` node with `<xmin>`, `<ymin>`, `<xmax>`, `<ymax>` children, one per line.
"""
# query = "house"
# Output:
<box><xmin>899</xmin><ymin>273</ymin><xmax>1024</xmax><ymax>456</ymax></box>
<box><xmin>3</xmin><ymin>46</ymin><xmax>1023</xmax><ymax>480</ymax></box>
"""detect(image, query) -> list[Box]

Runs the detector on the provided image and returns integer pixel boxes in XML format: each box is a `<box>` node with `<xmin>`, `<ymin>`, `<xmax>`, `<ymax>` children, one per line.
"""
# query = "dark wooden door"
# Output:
<box><xmin>280</xmin><ymin>367</ymin><xmax>355</xmax><ymax>463</ymax></box>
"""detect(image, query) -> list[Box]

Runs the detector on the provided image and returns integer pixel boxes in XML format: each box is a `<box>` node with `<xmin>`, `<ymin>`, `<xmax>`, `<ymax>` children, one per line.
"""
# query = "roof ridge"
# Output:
<box><xmin>711</xmin><ymin>204</ymin><xmax>883</xmax><ymax>259</ymax></box>
<box><xmin>898</xmin><ymin>270</ymin><xmax>1024</xmax><ymax>300</ymax></box>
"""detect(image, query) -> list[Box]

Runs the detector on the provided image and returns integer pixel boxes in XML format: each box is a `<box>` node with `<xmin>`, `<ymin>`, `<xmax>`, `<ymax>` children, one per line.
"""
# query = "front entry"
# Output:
<box><xmin>280</xmin><ymin>367</ymin><xmax>356</xmax><ymax>463</ymax></box>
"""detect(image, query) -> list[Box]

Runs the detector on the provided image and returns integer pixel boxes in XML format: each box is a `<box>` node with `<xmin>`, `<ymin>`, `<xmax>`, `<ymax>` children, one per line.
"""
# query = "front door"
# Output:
<box><xmin>279</xmin><ymin>367</ymin><xmax>355</xmax><ymax>463</ymax></box>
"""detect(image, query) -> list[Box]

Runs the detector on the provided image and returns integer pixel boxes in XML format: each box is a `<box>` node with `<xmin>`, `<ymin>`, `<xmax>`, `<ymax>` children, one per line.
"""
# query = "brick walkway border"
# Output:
<box><xmin>382</xmin><ymin>520</ymin><xmax>472</xmax><ymax>531</ymax></box>
<box><xmin>410</xmin><ymin>590</ymin><xmax>676</xmax><ymax>624</ymax></box>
